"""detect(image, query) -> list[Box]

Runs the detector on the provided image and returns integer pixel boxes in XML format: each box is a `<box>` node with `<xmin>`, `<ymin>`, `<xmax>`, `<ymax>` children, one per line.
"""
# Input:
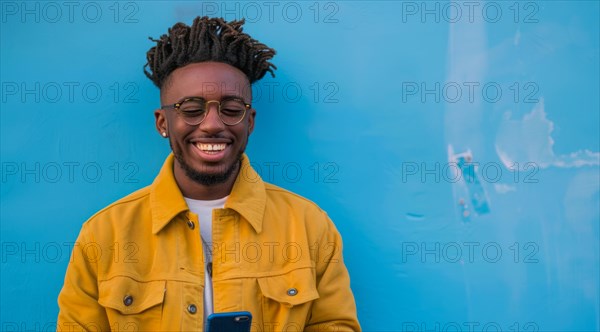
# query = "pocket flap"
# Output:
<box><xmin>257</xmin><ymin>268</ymin><xmax>320</xmax><ymax>307</ymax></box>
<box><xmin>99</xmin><ymin>276</ymin><xmax>166</xmax><ymax>315</ymax></box>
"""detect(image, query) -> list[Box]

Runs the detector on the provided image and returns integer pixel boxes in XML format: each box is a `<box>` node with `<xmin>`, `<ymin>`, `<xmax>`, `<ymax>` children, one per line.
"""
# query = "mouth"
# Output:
<box><xmin>195</xmin><ymin>143</ymin><xmax>227</xmax><ymax>154</ymax></box>
<box><xmin>191</xmin><ymin>141</ymin><xmax>231</xmax><ymax>162</ymax></box>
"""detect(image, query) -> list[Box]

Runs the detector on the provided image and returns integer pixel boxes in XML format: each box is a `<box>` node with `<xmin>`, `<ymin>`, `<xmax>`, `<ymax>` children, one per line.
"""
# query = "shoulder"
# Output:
<box><xmin>81</xmin><ymin>185</ymin><xmax>152</xmax><ymax>233</ymax></box>
<box><xmin>264</xmin><ymin>182</ymin><xmax>325</xmax><ymax>214</ymax></box>
<box><xmin>262</xmin><ymin>182</ymin><xmax>337</xmax><ymax>234</ymax></box>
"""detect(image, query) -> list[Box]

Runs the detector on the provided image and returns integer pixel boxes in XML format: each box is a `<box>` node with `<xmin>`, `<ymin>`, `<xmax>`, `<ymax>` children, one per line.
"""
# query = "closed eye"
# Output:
<box><xmin>181</xmin><ymin>108</ymin><xmax>205</xmax><ymax>115</ymax></box>
<box><xmin>220</xmin><ymin>108</ymin><xmax>244</xmax><ymax>116</ymax></box>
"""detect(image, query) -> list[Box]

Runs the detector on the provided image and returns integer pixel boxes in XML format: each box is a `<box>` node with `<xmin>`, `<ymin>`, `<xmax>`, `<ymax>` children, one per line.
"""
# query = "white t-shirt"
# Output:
<box><xmin>184</xmin><ymin>196</ymin><xmax>228</xmax><ymax>318</ymax></box>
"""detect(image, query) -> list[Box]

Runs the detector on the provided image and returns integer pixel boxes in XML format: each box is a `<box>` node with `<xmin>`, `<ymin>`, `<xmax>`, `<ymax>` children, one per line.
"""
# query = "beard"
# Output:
<box><xmin>172</xmin><ymin>143</ymin><xmax>243</xmax><ymax>186</ymax></box>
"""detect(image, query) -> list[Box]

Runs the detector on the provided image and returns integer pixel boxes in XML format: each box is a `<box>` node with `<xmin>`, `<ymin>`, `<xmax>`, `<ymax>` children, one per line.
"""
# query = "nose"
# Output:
<box><xmin>199</xmin><ymin>101</ymin><xmax>225</xmax><ymax>133</ymax></box>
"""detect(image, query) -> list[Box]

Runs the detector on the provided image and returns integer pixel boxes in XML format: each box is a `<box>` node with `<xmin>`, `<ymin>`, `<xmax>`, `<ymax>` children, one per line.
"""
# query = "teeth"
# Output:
<box><xmin>196</xmin><ymin>143</ymin><xmax>226</xmax><ymax>152</ymax></box>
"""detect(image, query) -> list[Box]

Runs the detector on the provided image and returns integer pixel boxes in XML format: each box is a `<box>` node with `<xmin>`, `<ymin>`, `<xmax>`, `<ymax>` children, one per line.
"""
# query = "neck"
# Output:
<box><xmin>173</xmin><ymin>161</ymin><xmax>239</xmax><ymax>200</ymax></box>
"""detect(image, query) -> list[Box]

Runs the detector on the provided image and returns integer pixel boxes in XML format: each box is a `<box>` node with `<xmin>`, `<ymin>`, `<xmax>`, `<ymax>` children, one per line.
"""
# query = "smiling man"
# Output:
<box><xmin>159</xmin><ymin>61</ymin><xmax>255</xmax><ymax>200</ymax></box>
<box><xmin>57</xmin><ymin>17</ymin><xmax>361</xmax><ymax>331</ymax></box>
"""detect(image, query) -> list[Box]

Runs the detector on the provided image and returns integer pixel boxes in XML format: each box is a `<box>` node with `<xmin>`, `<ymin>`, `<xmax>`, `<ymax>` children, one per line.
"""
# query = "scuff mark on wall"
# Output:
<box><xmin>448</xmin><ymin>146</ymin><xmax>491</xmax><ymax>222</ymax></box>
<box><xmin>494</xmin><ymin>183</ymin><xmax>517</xmax><ymax>194</ymax></box>
<box><xmin>496</xmin><ymin>99</ymin><xmax>600</xmax><ymax>169</ymax></box>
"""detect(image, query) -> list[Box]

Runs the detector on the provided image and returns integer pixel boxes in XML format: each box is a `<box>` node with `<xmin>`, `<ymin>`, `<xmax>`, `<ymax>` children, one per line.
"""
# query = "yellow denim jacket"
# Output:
<box><xmin>57</xmin><ymin>154</ymin><xmax>361</xmax><ymax>331</ymax></box>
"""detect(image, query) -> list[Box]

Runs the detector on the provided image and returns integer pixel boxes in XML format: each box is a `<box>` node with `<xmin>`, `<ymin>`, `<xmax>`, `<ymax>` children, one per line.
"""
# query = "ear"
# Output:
<box><xmin>154</xmin><ymin>109</ymin><xmax>168</xmax><ymax>137</ymax></box>
<box><xmin>247</xmin><ymin>108</ymin><xmax>256</xmax><ymax>135</ymax></box>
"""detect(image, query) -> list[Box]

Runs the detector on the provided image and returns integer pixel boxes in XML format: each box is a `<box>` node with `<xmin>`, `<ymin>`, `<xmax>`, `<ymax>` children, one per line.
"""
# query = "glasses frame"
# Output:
<box><xmin>161</xmin><ymin>96</ymin><xmax>251</xmax><ymax>126</ymax></box>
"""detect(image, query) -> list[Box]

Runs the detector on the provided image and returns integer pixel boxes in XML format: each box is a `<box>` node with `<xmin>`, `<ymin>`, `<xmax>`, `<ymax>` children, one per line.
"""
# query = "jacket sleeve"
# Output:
<box><xmin>57</xmin><ymin>222</ymin><xmax>110</xmax><ymax>331</ymax></box>
<box><xmin>305</xmin><ymin>212</ymin><xmax>361</xmax><ymax>332</ymax></box>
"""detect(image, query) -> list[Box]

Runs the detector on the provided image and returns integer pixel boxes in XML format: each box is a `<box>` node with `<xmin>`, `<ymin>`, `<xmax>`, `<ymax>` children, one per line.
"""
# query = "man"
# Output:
<box><xmin>57</xmin><ymin>16</ymin><xmax>360</xmax><ymax>331</ymax></box>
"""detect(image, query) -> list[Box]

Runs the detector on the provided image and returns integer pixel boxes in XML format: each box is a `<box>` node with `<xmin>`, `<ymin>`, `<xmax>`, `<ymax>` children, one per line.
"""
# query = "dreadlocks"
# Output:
<box><xmin>144</xmin><ymin>16</ymin><xmax>276</xmax><ymax>88</ymax></box>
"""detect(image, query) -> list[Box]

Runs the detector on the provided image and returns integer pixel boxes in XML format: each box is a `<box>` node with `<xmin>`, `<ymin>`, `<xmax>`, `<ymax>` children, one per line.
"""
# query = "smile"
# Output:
<box><xmin>195</xmin><ymin>143</ymin><xmax>227</xmax><ymax>153</ymax></box>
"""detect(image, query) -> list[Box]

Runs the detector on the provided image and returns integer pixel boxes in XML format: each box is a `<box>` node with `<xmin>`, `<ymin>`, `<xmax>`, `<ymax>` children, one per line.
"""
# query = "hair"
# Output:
<box><xmin>144</xmin><ymin>16</ymin><xmax>277</xmax><ymax>88</ymax></box>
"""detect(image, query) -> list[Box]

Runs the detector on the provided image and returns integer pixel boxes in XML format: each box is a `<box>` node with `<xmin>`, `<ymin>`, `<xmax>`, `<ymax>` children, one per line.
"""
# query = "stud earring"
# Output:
<box><xmin>162</xmin><ymin>132</ymin><xmax>167</xmax><ymax>137</ymax></box>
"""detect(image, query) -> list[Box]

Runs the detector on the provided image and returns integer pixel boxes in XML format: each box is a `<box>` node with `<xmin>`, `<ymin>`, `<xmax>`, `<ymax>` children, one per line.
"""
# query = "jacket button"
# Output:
<box><xmin>287</xmin><ymin>288</ymin><xmax>298</xmax><ymax>296</ymax></box>
<box><xmin>187</xmin><ymin>220</ymin><xmax>195</xmax><ymax>230</ymax></box>
<box><xmin>123</xmin><ymin>295</ymin><xmax>134</xmax><ymax>306</ymax></box>
<box><xmin>187</xmin><ymin>304</ymin><xmax>197</xmax><ymax>314</ymax></box>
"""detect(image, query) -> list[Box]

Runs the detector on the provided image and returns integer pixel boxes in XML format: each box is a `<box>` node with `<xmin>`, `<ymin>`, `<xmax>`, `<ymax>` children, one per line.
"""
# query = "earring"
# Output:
<box><xmin>162</xmin><ymin>132</ymin><xmax>167</xmax><ymax>137</ymax></box>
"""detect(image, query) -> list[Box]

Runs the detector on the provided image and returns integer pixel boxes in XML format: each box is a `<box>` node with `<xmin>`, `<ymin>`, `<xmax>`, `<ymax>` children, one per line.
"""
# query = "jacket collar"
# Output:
<box><xmin>150</xmin><ymin>153</ymin><xmax>265</xmax><ymax>234</ymax></box>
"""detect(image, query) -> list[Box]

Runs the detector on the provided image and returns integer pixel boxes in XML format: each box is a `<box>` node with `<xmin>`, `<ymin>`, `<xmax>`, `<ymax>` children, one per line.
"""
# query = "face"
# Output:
<box><xmin>155</xmin><ymin>62</ymin><xmax>255</xmax><ymax>187</ymax></box>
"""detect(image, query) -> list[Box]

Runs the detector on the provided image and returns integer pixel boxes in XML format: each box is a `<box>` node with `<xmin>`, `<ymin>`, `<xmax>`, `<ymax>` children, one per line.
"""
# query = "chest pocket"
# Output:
<box><xmin>257</xmin><ymin>268</ymin><xmax>319</xmax><ymax>328</ymax></box>
<box><xmin>99</xmin><ymin>276</ymin><xmax>166</xmax><ymax>329</ymax></box>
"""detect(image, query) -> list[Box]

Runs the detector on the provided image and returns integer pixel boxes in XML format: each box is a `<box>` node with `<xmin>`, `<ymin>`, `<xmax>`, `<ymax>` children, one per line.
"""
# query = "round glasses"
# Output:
<box><xmin>161</xmin><ymin>96</ymin><xmax>251</xmax><ymax>126</ymax></box>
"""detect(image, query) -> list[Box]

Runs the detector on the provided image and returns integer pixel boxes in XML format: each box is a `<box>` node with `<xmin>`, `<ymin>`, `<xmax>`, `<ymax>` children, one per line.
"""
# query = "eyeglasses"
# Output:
<box><xmin>161</xmin><ymin>96</ymin><xmax>251</xmax><ymax>126</ymax></box>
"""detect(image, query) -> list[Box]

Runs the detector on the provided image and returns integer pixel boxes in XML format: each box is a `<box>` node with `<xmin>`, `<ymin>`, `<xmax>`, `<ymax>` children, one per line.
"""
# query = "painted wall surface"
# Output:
<box><xmin>1</xmin><ymin>1</ymin><xmax>599</xmax><ymax>331</ymax></box>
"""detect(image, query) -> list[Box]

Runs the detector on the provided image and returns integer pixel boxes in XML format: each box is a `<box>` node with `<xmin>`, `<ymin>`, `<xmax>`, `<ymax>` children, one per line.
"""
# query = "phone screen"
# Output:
<box><xmin>205</xmin><ymin>311</ymin><xmax>252</xmax><ymax>332</ymax></box>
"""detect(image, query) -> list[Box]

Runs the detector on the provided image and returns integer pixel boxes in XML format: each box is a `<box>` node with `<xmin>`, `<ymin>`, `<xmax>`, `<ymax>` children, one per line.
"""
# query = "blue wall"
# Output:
<box><xmin>1</xmin><ymin>1</ymin><xmax>599</xmax><ymax>331</ymax></box>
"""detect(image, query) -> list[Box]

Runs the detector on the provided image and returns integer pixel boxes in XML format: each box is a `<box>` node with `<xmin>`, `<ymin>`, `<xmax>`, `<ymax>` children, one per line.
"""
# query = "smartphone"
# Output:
<box><xmin>205</xmin><ymin>311</ymin><xmax>252</xmax><ymax>332</ymax></box>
